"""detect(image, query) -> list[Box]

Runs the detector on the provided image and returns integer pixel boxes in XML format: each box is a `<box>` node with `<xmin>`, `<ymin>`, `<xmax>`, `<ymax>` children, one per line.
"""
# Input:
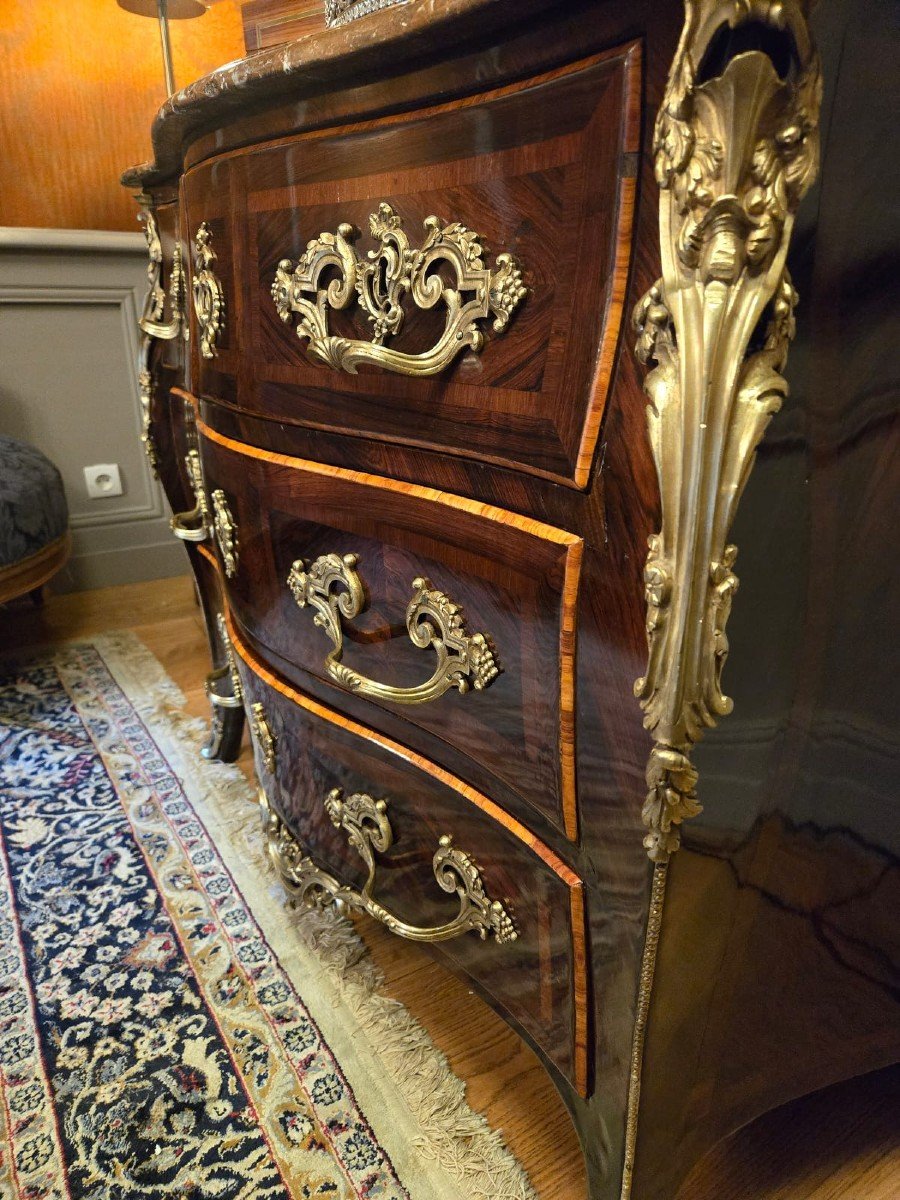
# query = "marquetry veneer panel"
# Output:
<box><xmin>183</xmin><ymin>41</ymin><xmax>640</xmax><ymax>488</ymax></box>
<box><xmin>226</xmin><ymin>609</ymin><xmax>589</xmax><ymax>1093</ymax></box>
<box><xmin>198</xmin><ymin>419</ymin><xmax>583</xmax><ymax>840</ymax></box>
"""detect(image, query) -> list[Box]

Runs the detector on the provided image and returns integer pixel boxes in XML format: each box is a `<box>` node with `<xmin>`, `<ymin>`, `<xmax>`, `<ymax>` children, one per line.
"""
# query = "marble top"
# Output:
<box><xmin>121</xmin><ymin>0</ymin><xmax>556</xmax><ymax>190</ymax></box>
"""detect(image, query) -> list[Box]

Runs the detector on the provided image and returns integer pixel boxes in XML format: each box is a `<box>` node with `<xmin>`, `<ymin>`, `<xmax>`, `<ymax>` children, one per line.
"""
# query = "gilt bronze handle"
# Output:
<box><xmin>211</xmin><ymin>489</ymin><xmax>239</xmax><ymax>577</ymax></box>
<box><xmin>139</xmin><ymin>208</ymin><xmax>186</xmax><ymax>342</ymax></box>
<box><xmin>249</xmin><ymin>702</ymin><xmax>277</xmax><ymax>774</ymax></box>
<box><xmin>204</xmin><ymin>613</ymin><xmax>243</xmax><ymax>710</ymax></box>
<box><xmin>286</xmin><ymin>552</ymin><xmax>499</xmax><ymax>705</ymax></box>
<box><xmin>204</xmin><ymin>667</ymin><xmax>243</xmax><ymax>709</ymax></box>
<box><xmin>261</xmin><ymin>786</ymin><xmax>517</xmax><ymax>945</ymax></box>
<box><xmin>170</xmin><ymin>449</ymin><xmax>211</xmax><ymax>542</ymax></box>
<box><xmin>271</xmin><ymin>202</ymin><xmax>526</xmax><ymax>377</ymax></box>
<box><xmin>191</xmin><ymin>222</ymin><xmax>225</xmax><ymax>359</ymax></box>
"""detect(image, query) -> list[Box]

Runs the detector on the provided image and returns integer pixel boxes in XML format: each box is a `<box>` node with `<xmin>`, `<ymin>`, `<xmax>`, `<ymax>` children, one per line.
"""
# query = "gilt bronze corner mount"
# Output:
<box><xmin>623</xmin><ymin>4</ymin><xmax>821</xmax><ymax>1195</ymax></box>
<box><xmin>632</xmin><ymin>0</ymin><xmax>821</xmax><ymax>865</ymax></box>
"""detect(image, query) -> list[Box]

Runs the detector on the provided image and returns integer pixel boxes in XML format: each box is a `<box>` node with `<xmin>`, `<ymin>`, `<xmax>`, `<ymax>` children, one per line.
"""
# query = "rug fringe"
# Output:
<box><xmin>92</xmin><ymin>630</ymin><xmax>539</xmax><ymax>1200</ymax></box>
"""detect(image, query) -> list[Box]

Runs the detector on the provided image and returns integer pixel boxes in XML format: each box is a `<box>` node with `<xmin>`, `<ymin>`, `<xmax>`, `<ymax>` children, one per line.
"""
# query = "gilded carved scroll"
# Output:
<box><xmin>622</xmin><ymin>5</ymin><xmax>821</xmax><ymax>1196</ymax></box>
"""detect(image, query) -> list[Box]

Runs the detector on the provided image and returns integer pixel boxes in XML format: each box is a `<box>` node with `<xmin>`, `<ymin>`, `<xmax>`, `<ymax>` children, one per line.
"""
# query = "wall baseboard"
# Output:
<box><xmin>57</xmin><ymin>533</ymin><xmax>190</xmax><ymax>592</ymax></box>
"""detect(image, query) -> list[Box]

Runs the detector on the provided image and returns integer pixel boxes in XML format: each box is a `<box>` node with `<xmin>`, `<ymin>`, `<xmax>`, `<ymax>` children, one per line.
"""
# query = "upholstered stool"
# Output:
<box><xmin>0</xmin><ymin>436</ymin><xmax>70</xmax><ymax>605</ymax></box>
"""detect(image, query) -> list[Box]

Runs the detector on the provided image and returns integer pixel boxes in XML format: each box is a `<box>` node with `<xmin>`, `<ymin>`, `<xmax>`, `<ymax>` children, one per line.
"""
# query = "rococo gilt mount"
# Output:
<box><xmin>271</xmin><ymin>201</ymin><xmax>528</xmax><ymax>376</ymax></box>
<box><xmin>624</xmin><ymin>0</ymin><xmax>821</xmax><ymax>1192</ymax></box>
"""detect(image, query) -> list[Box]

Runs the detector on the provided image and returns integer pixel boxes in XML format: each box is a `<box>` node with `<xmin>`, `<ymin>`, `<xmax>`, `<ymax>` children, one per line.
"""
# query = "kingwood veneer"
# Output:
<box><xmin>124</xmin><ymin>2</ymin><xmax>900</xmax><ymax>1196</ymax></box>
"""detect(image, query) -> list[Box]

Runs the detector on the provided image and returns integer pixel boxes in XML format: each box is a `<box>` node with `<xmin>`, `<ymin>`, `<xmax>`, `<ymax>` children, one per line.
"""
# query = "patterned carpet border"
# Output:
<box><xmin>0</xmin><ymin>631</ymin><xmax>536</xmax><ymax>1200</ymax></box>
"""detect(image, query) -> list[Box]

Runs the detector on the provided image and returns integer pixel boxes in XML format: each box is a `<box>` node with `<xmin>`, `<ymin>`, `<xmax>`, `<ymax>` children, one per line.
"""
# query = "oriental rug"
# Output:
<box><xmin>0</xmin><ymin>632</ymin><xmax>534</xmax><ymax>1200</ymax></box>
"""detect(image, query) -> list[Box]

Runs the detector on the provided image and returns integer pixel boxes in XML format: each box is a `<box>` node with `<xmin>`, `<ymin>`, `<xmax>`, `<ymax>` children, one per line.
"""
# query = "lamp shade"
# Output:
<box><xmin>117</xmin><ymin>0</ymin><xmax>205</xmax><ymax>18</ymax></box>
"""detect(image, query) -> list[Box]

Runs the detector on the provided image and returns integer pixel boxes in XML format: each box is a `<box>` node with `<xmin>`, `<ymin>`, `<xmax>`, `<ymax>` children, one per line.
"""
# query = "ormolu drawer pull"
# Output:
<box><xmin>204</xmin><ymin>667</ymin><xmax>243</xmax><ymax>709</ymax></box>
<box><xmin>261</xmin><ymin>786</ymin><xmax>517</xmax><ymax>945</ymax></box>
<box><xmin>250</xmin><ymin>702</ymin><xmax>277</xmax><ymax>774</ymax></box>
<box><xmin>211</xmin><ymin>489</ymin><xmax>238</xmax><ymax>577</ymax></box>
<box><xmin>139</xmin><ymin>208</ymin><xmax>185</xmax><ymax>342</ymax></box>
<box><xmin>170</xmin><ymin>449</ymin><xmax>211</xmax><ymax>541</ymax></box>
<box><xmin>205</xmin><ymin>613</ymin><xmax>243</xmax><ymax>710</ymax></box>
<box><xmin>271</xmin><ymin>202</ymin><xmax>526</xmax><ymax>377</ymax></box>
<box><xmin>192</xmin><ymin>222</ymin><xmax>225</xmax><ymax>359</ymax></box>
<box><xmin>287</xmin><ymin>552</ymin><xmax>499</xmax><ymax>705</ymax></box>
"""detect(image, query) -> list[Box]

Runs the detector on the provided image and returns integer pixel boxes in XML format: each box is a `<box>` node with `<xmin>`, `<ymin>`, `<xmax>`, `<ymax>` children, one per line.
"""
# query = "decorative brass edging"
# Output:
<box><xmin>192</xmin><ymin>222</ymin><xmax>225</xmax><ymax>359</ymax></box>
<box><xmin>622</xmin><ymin>4</ymin><xmax>821</xmax><ymax>1198</ymax></box>
<box><xmin>170</xmin><ymin>449</ymin><xmax>211</xmax><ymax>541</ymax></box>
<box><xmin>287</xmin><ymin>552</ymin><xmax>500</xmax><ymax>705</ymax></box>
<box><xmin>621</xmin><ymin>861</ymin><xmax>668</xmax><ymax>1200</ymax></box>
<box><xmin>271</xmin><ymin>202</ymin><xmax>526</xmax><ymax>376</ymax></box>
<box><xmin>261</xmin><ymin>786</ymin><xmax>518</xmax><ymax>945</ymax></box>
<box><xmin>250</xmin><ymin>702</ymin><xmax>277</xmax><ymax>774</ymax></box>
<box><xmin>633</xmin><ymin>0</ymin><xmax>821</xmax><ymax>864</ymax></box>
<box><xmin>211</xmin><ymin>489</ymin><xmax>239</xmax><ymax>578</ymax></box>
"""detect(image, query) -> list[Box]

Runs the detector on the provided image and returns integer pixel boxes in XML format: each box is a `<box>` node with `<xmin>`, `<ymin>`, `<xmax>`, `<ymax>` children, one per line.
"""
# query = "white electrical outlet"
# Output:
<box><xmin>84</xmin><ymin>463</ymin><xmax>124</xmax><ymax>500</ymax></box>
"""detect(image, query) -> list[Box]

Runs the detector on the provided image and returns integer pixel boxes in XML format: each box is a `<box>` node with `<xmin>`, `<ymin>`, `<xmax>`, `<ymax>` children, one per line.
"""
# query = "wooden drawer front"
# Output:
<box><xmin>183</xmin><ymin>42</ymin><xmax>639</xmax><ymax>488</ymax></box>
<box><xmin>232</xmin><ymin>629</ymin><xmax>588</xmax><ymax>1093</ymax></box>
<box><xmin>200</xmin><ymin>422</ymin><xmax>582</xmax><ymax>838</ymax></box>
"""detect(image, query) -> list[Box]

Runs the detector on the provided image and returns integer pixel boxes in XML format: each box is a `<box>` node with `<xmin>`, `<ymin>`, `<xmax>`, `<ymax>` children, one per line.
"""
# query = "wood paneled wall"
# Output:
<box><xmin>0</xmin><ymin>0</ymin><xmax>244</xmax><ymax>232</ymax></box>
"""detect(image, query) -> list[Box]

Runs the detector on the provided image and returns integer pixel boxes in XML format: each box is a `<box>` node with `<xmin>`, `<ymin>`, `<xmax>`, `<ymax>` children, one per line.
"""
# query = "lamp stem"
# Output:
<box><xmin>157</xmin><ymin>0</ymin><xmax>176</xmax><ymax>95</ymax></box>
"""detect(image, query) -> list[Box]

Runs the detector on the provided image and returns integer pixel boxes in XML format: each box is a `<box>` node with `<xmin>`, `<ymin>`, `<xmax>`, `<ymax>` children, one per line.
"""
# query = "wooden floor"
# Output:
<box><xmin>3</xmin><ymin>574</ymin><xmax>898</xmax><ymax>1200</ymax></box>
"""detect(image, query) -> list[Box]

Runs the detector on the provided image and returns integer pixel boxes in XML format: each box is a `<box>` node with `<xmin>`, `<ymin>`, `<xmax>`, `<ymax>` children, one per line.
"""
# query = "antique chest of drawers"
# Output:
<box><xmin>126</xmin><ymin>1</ymin><xmax>900</xmax><ymax>1197</ymax></box>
